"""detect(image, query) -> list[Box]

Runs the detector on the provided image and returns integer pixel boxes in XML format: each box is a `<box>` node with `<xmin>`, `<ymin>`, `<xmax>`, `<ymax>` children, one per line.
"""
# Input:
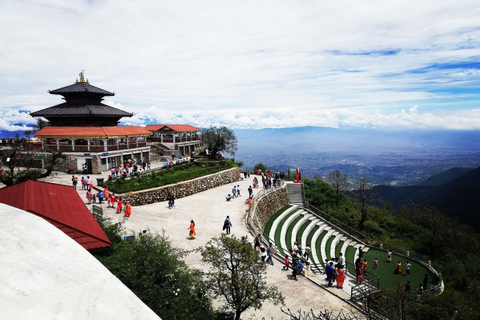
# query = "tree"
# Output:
<box><xmin>201</xmin><ymin>126</ymin><xmax>238</xmax><ymax>159</ymax></box>
<box><xmin>352</xmin><ymin>177</ymin><xmax>375</xmax><ymax>230</ymax></box>
<box><xmin>325</xmin><ymin>170</ymin><xmax>349</xmax><ymax>206</ymax></box>
<box><xmin>96</xmin><ymin>232</ymin><xmax>215</xmax><ymax>320</ymax></box>
<box><xmin>199</xmin><ymin>235</ymin><xmax>284</xmax><ymax>320</ymax></box>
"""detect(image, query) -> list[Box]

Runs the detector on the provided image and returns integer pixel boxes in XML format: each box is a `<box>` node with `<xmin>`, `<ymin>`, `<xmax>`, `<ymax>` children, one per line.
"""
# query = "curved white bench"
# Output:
<box><xmin>268</xmin><ymin>205</ymin><xmax>298</xmax><ymax>244</ymax></box>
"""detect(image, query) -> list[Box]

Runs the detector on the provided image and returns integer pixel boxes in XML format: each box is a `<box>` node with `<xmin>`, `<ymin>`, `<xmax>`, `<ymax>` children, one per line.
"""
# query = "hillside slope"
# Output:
<box><xmin>373</xmin><ymin>166</ymin><xmax>480</xmax><ymax>231</ymax></box>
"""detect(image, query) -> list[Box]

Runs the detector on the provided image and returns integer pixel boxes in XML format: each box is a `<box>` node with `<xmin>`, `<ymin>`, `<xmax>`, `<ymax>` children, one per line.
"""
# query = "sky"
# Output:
<box><xmin>1</xmin><ymin>0</ymin><xmax>480</xmax><ymax>133</ymax></box>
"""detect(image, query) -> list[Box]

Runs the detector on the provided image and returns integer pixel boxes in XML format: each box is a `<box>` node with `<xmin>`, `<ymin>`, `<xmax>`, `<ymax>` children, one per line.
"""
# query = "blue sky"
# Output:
<box><xmin>1</xmin><ymin>0</ymin><xmax>480</xmax><ymax>132</ymax></box>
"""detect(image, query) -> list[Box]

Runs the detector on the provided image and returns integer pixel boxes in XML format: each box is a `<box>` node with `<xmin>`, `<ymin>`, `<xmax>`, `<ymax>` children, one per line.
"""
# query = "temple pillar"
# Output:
<box><xmin>102</xmin><ymin>139</ymin><xmax>108</xmax><ymax>152</ymax></box>
<box><xmin>56</xmin><ymin>139</ymin><xmax>60</xmax><ymax>151</ymax></box>
<box><xmin>70</xmin><ymin>139</ymin><xmax>75</xmax><ymax>151</ymax></box>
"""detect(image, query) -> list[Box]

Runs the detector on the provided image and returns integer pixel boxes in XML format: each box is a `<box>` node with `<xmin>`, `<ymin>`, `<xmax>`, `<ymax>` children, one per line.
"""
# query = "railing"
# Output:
<box><xmin>306</xmin><ymin>203</ymin><xmax>370</xmax><ymax>245</ymax></box>
<box><xmin>43</xmin><ymin>142</ymin><xmax>148</xmax><ymax>152</ymax></box>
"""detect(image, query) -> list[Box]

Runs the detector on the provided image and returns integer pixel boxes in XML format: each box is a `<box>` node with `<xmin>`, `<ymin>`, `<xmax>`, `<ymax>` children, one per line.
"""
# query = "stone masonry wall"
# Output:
<box><xmin>255</xmin><ymin>186</ymin><xmax>290</xmax><ymax>229</ymax></box>
<box><xmin>117</xmin><ymin>167</ymin><xmax>240</xmax><ymax>206</ymax></box>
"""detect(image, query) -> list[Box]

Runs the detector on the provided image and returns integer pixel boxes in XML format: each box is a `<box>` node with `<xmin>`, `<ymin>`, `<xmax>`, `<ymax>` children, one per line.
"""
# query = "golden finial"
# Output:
<box><xmin>75</xmin><ymin>70</ymin><xmax>90</xmax><ymax>84</ymax></box>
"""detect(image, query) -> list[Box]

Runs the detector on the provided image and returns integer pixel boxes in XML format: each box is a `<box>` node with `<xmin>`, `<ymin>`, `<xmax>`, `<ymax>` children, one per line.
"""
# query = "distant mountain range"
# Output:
<box><xmin>373</xmin><ymin>166</ymin><xmax>480</xmax><ymax>231</ymax></box>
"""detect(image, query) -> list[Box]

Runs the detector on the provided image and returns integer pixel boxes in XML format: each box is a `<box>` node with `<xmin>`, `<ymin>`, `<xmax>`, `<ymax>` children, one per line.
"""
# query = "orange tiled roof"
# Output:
<box><xmin>145</xmin><ymin>124</ymin><xmax>201</xmax><ymax>133</ymax></box>
<box><xmin>35</xmin><ymin>126</ymin><xmax>152</xmax><ymax>139</ymax></box>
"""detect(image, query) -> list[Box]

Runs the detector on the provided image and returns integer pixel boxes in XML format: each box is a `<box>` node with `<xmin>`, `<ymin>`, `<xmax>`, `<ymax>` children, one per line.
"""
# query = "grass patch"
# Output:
<box><xmin>285</xmin><ymin>215</ymin><xmax>303</xmax><ymax>251</ymax></box>
<box><xmin>325</xmin><ymin>235</ymin><xmax>335</xmax><ymax>260</ymax></box>
<box><xmin>363</xmin><ymin>248</ymin><xmax>431</xmax><ymax>291</ymax></box>
<box><xmin>296</xmin><ymin>219</ymin><xmax>311</xmax><ymax>247</ymax></box>
<box><xmin>263</xmin><ymin>205</ymin><xmax>291</xmax><ymax>242</ymax></box>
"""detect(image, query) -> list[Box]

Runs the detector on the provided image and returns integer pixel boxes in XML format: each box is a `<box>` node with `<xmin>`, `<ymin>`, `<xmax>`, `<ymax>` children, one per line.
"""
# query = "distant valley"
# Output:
<box><xmin>235</xmin><ymin>127</ymin><xmax>480</xmax><ymax>186</ymax></box>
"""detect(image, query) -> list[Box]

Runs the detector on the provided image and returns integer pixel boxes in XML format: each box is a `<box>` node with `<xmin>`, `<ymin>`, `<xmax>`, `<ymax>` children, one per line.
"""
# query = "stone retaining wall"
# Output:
<box><xmin>254</xmin><ymin>186</ymin><xmax>290</xmax><ymax>229</ymax></box>
<box><xmin>117</xmin><ymin>167</ymin><xmax>241</xmax><ymax>206</ymax></box>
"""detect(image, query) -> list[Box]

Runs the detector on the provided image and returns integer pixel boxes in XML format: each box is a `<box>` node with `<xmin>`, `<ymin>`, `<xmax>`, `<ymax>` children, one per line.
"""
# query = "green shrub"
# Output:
<box><xmin>103</xmin><ymin>160</ymin><xmax>236</xmax><ymax>193</ymax></box>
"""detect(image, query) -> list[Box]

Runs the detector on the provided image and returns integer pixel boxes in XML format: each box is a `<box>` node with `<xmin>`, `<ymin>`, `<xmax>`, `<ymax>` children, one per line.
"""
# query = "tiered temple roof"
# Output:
<box><xmin>30</xmin><ymin>71</ymin><xmax>133</xmax><ymax>127</ymax></box>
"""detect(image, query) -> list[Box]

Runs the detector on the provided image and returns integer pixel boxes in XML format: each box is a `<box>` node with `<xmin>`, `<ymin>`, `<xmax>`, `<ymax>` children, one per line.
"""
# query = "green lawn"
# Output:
<box><xmin>363</xmin><ymin>248</ymin><xmax>431</xmax><ymax>290</ymax></box>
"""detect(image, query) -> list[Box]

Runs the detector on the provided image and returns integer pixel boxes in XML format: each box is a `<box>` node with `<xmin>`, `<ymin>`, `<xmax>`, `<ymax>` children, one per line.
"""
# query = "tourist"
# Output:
<box><xmin>254</xmin><ymin>232</ymin><xmax>262</xmax><ymax>249</ymax></box>
<box><xmin>326</xmin><ymin>262</ymin><xmax>335</xmax><ymax>287</ymax></box>
<box><xmin>97</xmin><ymin>191</ymin><xmax>104</xmax><ymax>204</ymax></box>
<box><xmin>168</xmin><ymin>193</ymin><xmax>175</xmax><ymax>208</ymax></box>
<box><xmin>266</xmin><ymin>242</ymin><xmax>274</xmax><ymax>265</ymax></box>
<box><xmin>406</xmin><ymin>261</ymin><xmax>412</xmax><ymax>277</ymax></box>
<box><xmin>283</xmin><ymin>255</ymin><xmax>290</xmax><ymax>270</ymax></box>
<box><xmin>86</xmin><ymin>189</ymin><xmax>93</xmax><ymax>204</ymax></box>
<box><xmin>405</xmin><ymin>281</ymin><xmax>411</xmax><ymax>293</ymax></box>
<box><xmin>387</xmin><ymin>249</ymin><xmax>392</xmax><ymax>262</ymax></box>
<box><xmin>225</xmin><ymin>194</ymin><xmax>232</xmax><ymax>201</ymax></box>
<box><xmin>303</xmin><ymin>244</ymin><xmax>311</xmax><ymax>261</ymax></box>
<box><xmin>246</xmin><ymin>196</ymin><xmax>253</xmax><ymax>211</ymax></box>
<box><xmin>335</xmin><ymin>265</ymin><xmax>345</xmax><ymax>289</ymax></box>
<box><xmin>236</xmin><ymin>185</ymin><xmax>241</xmax><ymax>197</ymax></box>
<box><xmin>395</xmin><ymin>261</ymin><xmax>402</xmax><ymax>274</ymax></box>
<box><xmin>232</xmin><ymin>185</ymin><xmax>237</xmax><ymax>198</ymax></box>
<box><xmin>248</xmin><ymin>185</ymin><xmax>253</xmax><ymax>197</ymax></box>
<box><xmin>423</xmin><ymin>274</ymin><xmax>429</xmax><ymax>291</ymax></box>
<box><xmin>223</xmin><ymin>216</ymin><xmax>232</xmax><ymax>234</ymax></box>
<box><xmin>72</xmin><ymin>175</ymin><xmax>78</xmax><ymax>189</ymax></box>
<box><xmin>339</xmin><ymin>252</ymin><xmax>345</xmax><ymax>268</ymax></box>
<box><xmin>373</xmin><ymin>257</ymin><xmax>379</xmax><ymax>269</ymax></box>
<box><xmin>355</xmin><ymin>258</ymin><xmax>363</xmax><ymax>282</ymax></box>
<box><xmin>103</xmin><ymin>187</ymin><xmax>109</xmax><ymax>201</ymax></box>
<box><xmin>86</xmin><ymin>176</ymin><xmax>92</xmax><ymax>190</ymax></box>
<box><xmin>292</xmin><ymin>260</ymin><xmax>303</xmax><ymax>281</ymax></box>
<box><xmin>362</xmin><ymin>259</ymin><xmax>368</xmax><ymax>273</ymax></box>
<box><xmin>188</xmin><ymin>220</ymin><xmax>196</xmax><ymax>239</ymax></box>
<box><xmin>81</xmin><ymin>176</ymin><xmax>86</xmax><ymax>190</ymax></box>
<box><xmin>358</xmin><ymin>246</ymin><xmax>363</xmax><ymax>259</ymax></box>
<box><xmin>260</xmin><ymin>246</ymin><xmax>267</xmax><ymax>262</ymax></box>
<box><xmin>116</xmin><ymin>198</ymin><xmax>123</xmax><ymax>214</ymax></box>
<box><xmin>124</xmin><ymin>201</ymin><xmax>131</xmax><ymax>217</ymax></box>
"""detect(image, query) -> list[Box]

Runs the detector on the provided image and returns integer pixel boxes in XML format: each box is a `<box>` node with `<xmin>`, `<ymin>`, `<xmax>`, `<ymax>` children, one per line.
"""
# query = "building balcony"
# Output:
<box><xmin>43</xmin><ymin>142</ymin><xmax>147</xmax><ymax>153</ymax></box>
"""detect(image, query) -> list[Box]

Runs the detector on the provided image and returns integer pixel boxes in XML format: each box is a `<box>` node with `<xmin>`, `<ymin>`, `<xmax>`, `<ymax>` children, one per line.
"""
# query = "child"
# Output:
<box><xmin>373</xmin><ymin>258</ymin><xmax>379</xmax><ymax>269</ymax></box>
<box><xmin>362</xmin><ymin>259</ymin><xmax>368</xmax><ymax>273</ymax></box>
<box><xmin>283</xmin><ymin>255</ymin><xmax>290</xmax><ymax>270</ymax></box>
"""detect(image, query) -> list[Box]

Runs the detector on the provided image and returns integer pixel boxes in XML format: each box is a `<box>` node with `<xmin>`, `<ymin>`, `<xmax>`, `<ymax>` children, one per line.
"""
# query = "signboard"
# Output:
<box><xmin>103</xmin><ymin>153</ymin><xmax>109</xmax><ymax>156</ymax></box>
<box><xmin>70</xmin><ymin>156</ymin><xmax>76</xmax><ymax>160</ymax></box>
<box><xmin>84</xmin><ymin>153</ymin><xmax>91</xmax><ymax>156</ymax></box>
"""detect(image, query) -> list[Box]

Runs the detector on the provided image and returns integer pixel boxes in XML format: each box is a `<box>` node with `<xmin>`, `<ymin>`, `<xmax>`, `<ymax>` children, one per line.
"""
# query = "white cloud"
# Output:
<box><xmin>1</xmin><ymin>0</ymin><xmax>480</xmax><ymax>132</ymax></box>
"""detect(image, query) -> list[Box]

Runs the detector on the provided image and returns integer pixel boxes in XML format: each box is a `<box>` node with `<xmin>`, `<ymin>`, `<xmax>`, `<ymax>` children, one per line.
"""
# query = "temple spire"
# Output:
<box><xmin>76</xmin><ymin>70</ymin><xmax>89</xmax><ymax>84</ymax></box>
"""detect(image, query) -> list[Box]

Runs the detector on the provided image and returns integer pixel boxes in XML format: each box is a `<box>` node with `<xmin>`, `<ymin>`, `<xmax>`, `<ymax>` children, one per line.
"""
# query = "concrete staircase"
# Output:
<box><xmin>287</xmin><ymin>182</ymin><xmax>304</xmax><ymax>208</ymax></box>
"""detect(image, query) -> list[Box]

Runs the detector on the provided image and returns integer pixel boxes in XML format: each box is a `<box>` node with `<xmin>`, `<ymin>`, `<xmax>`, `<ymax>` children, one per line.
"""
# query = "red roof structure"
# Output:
<box><xmin>0</xmin><ymin>180</ymin><xmax>111</xmax><ymax>252</ymax></box>
<box><xmin>145</xmin><ymin>124</ymin><xmax>201</xmax><ymax>133</ymax></box>
<box><xmin>35</xmin><ymin>126</ymin><xmax>152</xmax><ymax>139</ymax></box>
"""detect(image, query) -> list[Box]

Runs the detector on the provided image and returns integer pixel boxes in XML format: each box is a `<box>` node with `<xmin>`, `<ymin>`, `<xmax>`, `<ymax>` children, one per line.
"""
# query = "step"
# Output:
<box><xmin>268</xmin><ymin>205</ymin><xmax>298</xmax><ymax>245</ymax></box>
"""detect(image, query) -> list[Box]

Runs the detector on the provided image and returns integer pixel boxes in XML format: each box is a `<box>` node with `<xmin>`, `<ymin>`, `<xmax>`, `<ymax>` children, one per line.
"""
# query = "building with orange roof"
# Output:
<box><xmin>145</xmin><ymin>124</ymin><xmax>202</xmax><ymax>157</ymax></box>
<box><xmin>31</xmin><ymin>72</ymin><xmax>152</xmax><ymax>173</ymax></box>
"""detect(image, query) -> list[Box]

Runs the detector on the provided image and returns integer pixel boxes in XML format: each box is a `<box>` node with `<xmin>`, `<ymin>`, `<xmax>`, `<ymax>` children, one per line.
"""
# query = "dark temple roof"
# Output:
<box><xmin>49</xmin><ymin>82</ymin><xmax>115</xmax><ymax>96</ymax></box>
<box><xmin>30</xmin><ymin>102</ymin><xmax>133</xmax><ymax>117</ymax></box>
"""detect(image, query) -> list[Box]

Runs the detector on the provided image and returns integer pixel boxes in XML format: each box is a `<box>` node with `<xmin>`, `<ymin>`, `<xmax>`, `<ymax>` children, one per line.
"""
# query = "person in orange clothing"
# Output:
<box><xmin>116</xmin><ymin>198</ymin><xmax>123</xmax><ymax>214</ymax></box>
<box><xmin>395</xmin><ymin>261</ymin><xmax>402</xmax><ymax>274</ymax></box>
<box><xmin>188</xmin><ymin>220</ymin><xmax>196</xmax><ymax>239</ymax></box>
<box><xmin>335</xmin><ymin>265</ymin><xmax>346</xmax><ymax>289</ymax></box>
<box><xmin>124</xmin><ymin>201</ymin><xmax>132</xmax><ymax>217</ymax></box>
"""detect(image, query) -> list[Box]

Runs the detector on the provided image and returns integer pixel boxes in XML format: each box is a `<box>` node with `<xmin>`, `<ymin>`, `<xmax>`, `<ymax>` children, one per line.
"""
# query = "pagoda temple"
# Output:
<box><xmin>32</xmin><ymin>72</ymin><xmax>152</xmax><ymax>173</ymax></box>
<box><xmin>30</xmin><ymin>71</ymin><xmax>132</xmax><ymax>127</ymax></box>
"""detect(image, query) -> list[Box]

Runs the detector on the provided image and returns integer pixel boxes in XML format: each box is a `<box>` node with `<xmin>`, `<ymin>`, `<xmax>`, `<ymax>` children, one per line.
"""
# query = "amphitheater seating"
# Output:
<box><xmin>267</xmin><ymin>204</ymin><xmax>365</xmax><ymax>275</ymax></box>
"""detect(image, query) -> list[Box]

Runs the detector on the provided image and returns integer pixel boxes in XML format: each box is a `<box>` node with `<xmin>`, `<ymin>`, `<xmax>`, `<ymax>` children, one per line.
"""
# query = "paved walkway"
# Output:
<box><xmin>40</xmin><ymin>165</ymin><xmax>361</xmax><ymax>320</ymax></box>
